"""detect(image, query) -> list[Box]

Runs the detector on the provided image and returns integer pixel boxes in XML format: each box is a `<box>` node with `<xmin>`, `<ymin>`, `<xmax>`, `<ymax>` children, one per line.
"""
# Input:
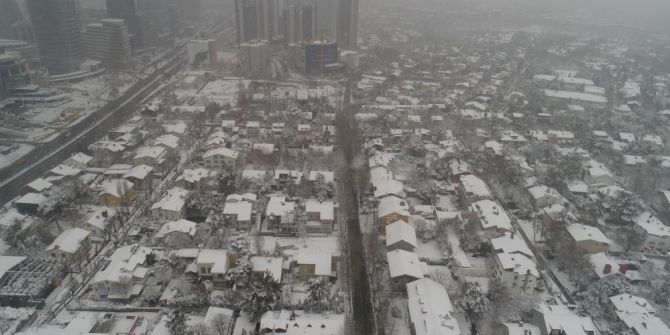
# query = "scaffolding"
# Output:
<box><xmin>0</xmin><ymin>258</ymin><xmax>64</xmax><ymax>304</ymax></box>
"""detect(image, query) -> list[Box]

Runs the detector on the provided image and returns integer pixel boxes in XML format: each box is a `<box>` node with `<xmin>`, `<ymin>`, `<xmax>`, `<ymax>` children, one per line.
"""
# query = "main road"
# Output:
<box><xmin>0</xmin><ymin>53</ymin><xmax>185</xmax><ymax>204</ymax></box>
<box><xmin>336</xmin><ymin>77</ymin><xmax>376</xmax><ymax>335</ymax></box>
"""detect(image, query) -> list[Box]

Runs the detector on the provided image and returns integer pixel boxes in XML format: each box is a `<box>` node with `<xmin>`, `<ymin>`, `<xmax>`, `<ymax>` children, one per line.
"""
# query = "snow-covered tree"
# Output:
<box><xmin>406</xmin><ymin>136</ymin><xmax>427</xmax><ymax>157</ymax></box>
<box><xmin>224</xmin><ymin>255</ymin><xmax>252</xmax><ymax>287</ymax></box>
<box><xmin>453</xmin><ymin>282</ymin><xmax>488</xmax><ymax>320</ymax></box>
<box><xmin>166</xmin><ymin>308</ymin><xmax>186</xmax><ymax>335</ymax></box>
<box><xmin>243</xmin><ymin>272</ymin><xmax>282</xmax><ymax>321</ymax></box>
<box><xmin>304</xmin><ymin>278</ymin><xmax>332</xmax><ymax>313</ymax></box>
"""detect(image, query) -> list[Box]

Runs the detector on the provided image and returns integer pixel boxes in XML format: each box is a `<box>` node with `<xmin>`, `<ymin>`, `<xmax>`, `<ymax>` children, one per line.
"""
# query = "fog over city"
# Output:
<box><xmin>0</xmin><ymin>1</ymin><xmax>670</xmax><ymax>335</ymax></box>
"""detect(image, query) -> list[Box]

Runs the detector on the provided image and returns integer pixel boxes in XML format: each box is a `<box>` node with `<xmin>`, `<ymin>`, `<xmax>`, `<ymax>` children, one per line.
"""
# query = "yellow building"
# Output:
<box><xmin>99</xmin><ymin>179</ymin><xmax>135</xmax><ymax>207</ymax></box>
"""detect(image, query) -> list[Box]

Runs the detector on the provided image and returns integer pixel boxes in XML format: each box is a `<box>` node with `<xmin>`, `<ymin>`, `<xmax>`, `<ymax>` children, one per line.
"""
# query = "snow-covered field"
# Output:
<box><xmin>0</xmin><ymin>144</ymin><xmax>34</xmax><ymax>169</ymax></box>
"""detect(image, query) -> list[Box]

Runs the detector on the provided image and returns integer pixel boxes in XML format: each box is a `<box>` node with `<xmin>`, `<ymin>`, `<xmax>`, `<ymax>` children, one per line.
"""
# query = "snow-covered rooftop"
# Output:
<box><xmin>378</xmin><ymin>196</ymin><xmax>410</xmax><ymax>218</ymax></box>
<box><xmin>250</xmin><ymin>256</ymin><xmax>283</xmax><ymax>282</ymax></box>
<box><xmin>490</xmin><ymin>232</ymin><xmax>534</xmax><ymax>259</ymax></box>
<box><xmin>93</xmin><ymin>244</ymin><xmax>152</xmax><ymax>284</ymax></box>
<box><xmin>151</xmin><ymin>187</ymin><xmax>189</xmax><ymax>213</ymax></box>
<box><xmin>305</xmin><ymin>201</ymin><xmax>335</xmax><ymax>221</ymax></box>
<box><xmin>406</xmin><ymin>278</ymin><xmax>461</xmax><ymax>335</ymax></box>
<box><xmin>460</xmin><ymin>174</ymin><xmax>491</xmax><ymax>198</ymax></box>
<box><xmin>470</xmin><ymin>199</ymin><xmax>513</xmax><ymax>232</ymax></box>
<box><xmin>26</xmin><ymin>178</ymin><xmax>53</xmax><ymax>192</ymax></box>
<box><xmin>566</xmin><ymin>223</ymin><xmax>611</xmax><ymax>245</ymax></box>
<box><xmin>387</xmin><ymin>249</ymin><xmax>423</xmax><ymax>279</ymax></box>
<box><xmin>45</xmin><ymin>228</ymin><xmax>90</xmax><ymax>254</ymax></box>
<box><xmin>634</xmin><ymin>211</ymin><xmax>670</xmax><ymax>237</ymax></box>
<box><xmin>156</xmin><ymin>219</ymin><xmax>197</xmax><ymax>238</ymax></box>
<box><xmin>385</xmin><ymin>220</ymin><xmax>417</xmax><ymax>249</ymax></box>
<box><xmin>296</xmin><ymin>252</ymin><xmax>333</xmax><ymax>276</ymax></box>
<box><xmin>497</xmin><ymin>252</ymin><xmax>539</xmax><ymax>278</ymax></box>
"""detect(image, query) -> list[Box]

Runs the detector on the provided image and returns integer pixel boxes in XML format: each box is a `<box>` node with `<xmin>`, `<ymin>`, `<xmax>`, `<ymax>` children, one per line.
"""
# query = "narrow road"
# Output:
<box><xmin>0</xmin><ymin>56</ymin><xmax>185</xmax><ymax>205</ymax></box>
<box><xmin>336</xmin><ymin>78</ymin><xmax>375</xmax><ymax>335</ymax></box>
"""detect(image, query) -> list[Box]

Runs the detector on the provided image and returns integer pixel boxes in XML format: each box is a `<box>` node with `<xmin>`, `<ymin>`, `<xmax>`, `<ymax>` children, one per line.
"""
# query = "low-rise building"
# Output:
<box><xmin>93</xmin><ymin>244</ymin><xmax>152</xmax><ymax>299</ymax></box>
<box><xmin>608</xmin><ymin>294</ymin><xmax>670</xmax><ymax>335</ymax></box>
<box><xmin>406</xmin><ymin>278</ymin><xmax>462</xmax><ymax>335</ymax></box>
<box><xmin>494</xmin><ymin>252</ymin><xmax>539</xmax><ymax>294</ymax></box>
<box><xmin>155</xmin><ymin>219</ymin><xmax>198</xmax><ymax>246</ymax></box>
<box><xmin>82</xmin><ymin>206</ymin><xmax>117</xmax><ymax>243</ymax></box>
<box><xmin>458</xmin><ymin>174</ymin><xmax>491</xmax><ymax>205</ymax></box>
<box><xmin>385</xmin><ymin>220</ymin><xmax>417</xmax><ymax>252</ymax></box>
<box><xmin>529</xmin><ymin>303</ymin><xmax>599</xmax><ymax>335</ymax></box>
<box><xmin>266</xmin><ymin>196</ymin><xmax>296</xmax><ymax>235</ymax></box>
<box><xmin>99</xmin><ymin>179</ymin><xmax>135</xmax><ymax>207</ymax></box>
<box><xmin>151</xmin><ymin>187</ymin><xmax>189</xmax><ymax>220</ymax></box>
<box><xmin>295</xmin><ymin>252</ymin><xmax>336</xmax><ymax>281</ymax></box>
<box><xmin>133</xmin><ymin>146</ymin><xmax>167</xmax><ymax>168</ymax></box>
<box><xmin>203</xmin><ymin>147</ymin><xmax>240</xmax><ymax>170</ymax></box>
<box><xmin>378</xmin><ymin>195</ymin><xmax>410</xmax><ymax>230</ymax></box>
<box><xmin>469</xmin><ymin>199</ymin><xmax>513</xmax><ymax>236</ymax></box>
<box><xmin>196</xmin><ymin>249</ymin><xmax>229</xmax><ymax>289</ymax></box>
<box><xmin>305</xmin><ymin>200</ymin><xmax>336</xmax><ymax>235</ymax></box>
<box><xmin>634</xmin><ymin>211</ymin><xmax>670</xmax><ymax>251</ymax></box>
<box><xmin>250</xmin><ymin>256</ymin><xmax>283</xmax><ymax>283</ymax></box>
<box><xmin>223</xmin><ymin>193</ymin><xmax>255</xmax><ymax>229</ymax></box>
<box><xmin>45</xmin><ymin>228</ymin><xmax>91</xmax><ymax>263</ymax></box>
<box><xmin>565</xmin><ymin>223</ymin><xmax>611</xmax><ymax>254</ymax></box>
<box><xmin>387</xmin><ymin>249</ymin><xmax>424</xmax><ymax>287</ymax></box>
<box><xmin>63</xmin><ymin>152</ymin><xmax>94</xmax><ymax>170</ymax></box>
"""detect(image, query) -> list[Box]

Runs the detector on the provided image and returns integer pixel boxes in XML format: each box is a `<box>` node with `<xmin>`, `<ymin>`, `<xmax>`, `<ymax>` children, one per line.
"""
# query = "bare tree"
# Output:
<box><xmin>210</xmin><ymin>313</ymin><xmax>233</xmax><ymax>335</ymax></box>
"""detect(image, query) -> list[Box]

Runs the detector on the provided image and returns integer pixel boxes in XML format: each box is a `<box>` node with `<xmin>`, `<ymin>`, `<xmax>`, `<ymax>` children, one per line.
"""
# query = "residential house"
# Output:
<box><xmin>469</xmin><ymin>199</ymin><xmax>513</xmax><ymax>236</ymax></box>
<box><xmin>46</xmin><ymin>164</ymin><xmax>82</xmax><ymax>179</ymax></box>
<box><xmin>99</xmin><ymin>179</ymin><xmax>135</xmax><ymax>207</ymax></box>
<box><xmin>529</xmin><ymin>303</ymin><xmax>599</xmax><ymax>335</ymax></box>
<box><xmin>63</xmin><ymin>152</ymin><xmax>93</xmax><ymax>170</ymax></box>
<box><xmin>163</xmin><ymin>122</ymin><xmax>188</xmax><ymax>138</ymax></box>
<box><xmin>154</xmin><ymin>134</ymin><xmax>180</xmax><ymax>153</ymax></box>
<box><xmin>133</xmin><ymin>146</ymin><xmax>167</xmax><ymax>168</ymax></box>
<box><xmin>24</xmin><ymin>178</ymin><xmax>53</xmax><ymax>194</ymax></box>
<box><xmin>14</xmin><ymin>192</ymin><xmax>47</xmax><ymax>214</ymax></box>
<box><xmin>377</xmin><ymin>195</ymin><xmax>410</xmax><ymax>230</ymax></box>
<box><xmin>257</xmin><ymin>310</ymin><xmax>344</xmax><ymax>335</ymax></box>
<box><xmin>370</xmin><ymin>166</ymin><xmax>404</xmax><ymax>199</ymax></box>
<box><xmin>93</xmin><ymin>244</ymin><xmax>153</xmax><ymax>299</ymax></box>
<box><xmin>458</xmin><ymin>174</ymin><xmax>492</xmax><ymax>205</ymax></box>
<box><xmin>122</xmin><ymin>165</ymin><xmax>154</xmax><ymax>190</ymax></box>
<box><xmin>608</xmin><ymin>294</ymin><xmax>670</xmax><ymax>335</ymax></box>
<box><xmin>196</xmin><ymin>249</ymin><xmax>229</xmax><ymax>289</ymax></box>
<box><xmin>448</xmin><ymin>159</ymin><xmax>471</xmax><ymax>182</ymax></box>
<box><xmin>223</xmin><ymin>193</ymin><xmax>255</xmax><ymax>229</ymax></box>
<box><xmin>273</xmin><ymin>169</ymin><xmax>303</xmax><ymax>186</ymax></box>
<box><xmin>151</xmin><ymin>187</ymin><xmax>189</xmax><ymax>220</ymax></box>
<box><xmin>305</xmin><ymin>200</ymin><xmax>336</xmax><ymax>235</ymax></box>
<box><xmin>203</xmin><ymin>147</ymin><xmax>239</xmax><ymax>170</ymax></box>
<box><xmin>45</xmin><ymin>228</ymin><xmax>91</xmax><ymax>263</ymax></box>
<box><xmin>406</xmin><ymin>278</ymin><xmax>462</xmax><ymax>335</ymax></box>
<box><xmin>582</xmin><ymin>159</ymin><xmax>616</xmax><ymax>186</ymax></box>
<box><xmin>385</xmin><ymin>220</ymin><xmax>417</xmax><ymax>252</ymax></box>
<box><xmin>266</xmin><ymin>196</ymin><xmax>296</xmax><ymax>235</ymax></box>
<box><xmin>527</xmin><ymin>185</ymin><xmax>563</xmax><ymax>209</ymax></box>
<box><xmin>565</xmin><ymin>224</ymin><xmax>611</xmax><ymax>254</ymax></box>
<box><xmin>83</xmin><ymin>206</ymin><xmax>117</xmax><ymax>243</ymax></box>
<box><xmin>387</xmin><ymin>249</ymin><xmax>424</xmax><ymax>287</ymax></box>
<box><xmin>494</xmin><ymin>252</ymin><xmax>539</xmax><ymax>294</ymax></box>
<box><xmin>250</xmin><ymin>256</ymin><xmax>283</xmax><ymax>282</ymax></box>
<box><xmin>176</xmin><ymin>168</ymin><xmax>215</xmax><ymax>190</ymax></box>
<box><xmin>634</xmin><ymin>212</ymin><xmax>670</xmax><ymax>251</ymax></box>
<box><xmin>499</xmin><ymin>323</ymin><xmax>541</xmax><ymax>335</ymax></box>
<box><xmin>589</xmin><ymin>252</ymin><xmax>642</xmax><ymax>282</ymax></box>
<box><xmin>155</xmin><ymin>219</ymin><xmax>198</xmax><ymax>246</ymax></box>
<box><xmin>295</xmin><ymin>252</ymin><xmax>336</xmax><ymax>281</ymax></box>
<box><xmin>204</xmin><ymin>307</ymin><xmax>235</xmax><ymax>335</ymax></box>
<box><xmin>490</xmin><ymin>232</ymin><xmax>534</xmax><ymax>259</ymax></box>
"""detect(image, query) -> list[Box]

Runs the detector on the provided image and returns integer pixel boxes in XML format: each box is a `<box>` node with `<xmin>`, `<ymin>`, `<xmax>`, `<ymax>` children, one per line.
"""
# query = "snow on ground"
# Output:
<box><xmin>517</xmin><ymin>218</ymin><xmax>543</xmax><ymax>245</ymax></box>
<box><xmin>0</xmin><ymin>144</ymin><xmax>34</xmax><ymax>169</ymax></box>
<box><xmin>260</xmin><ymin>234</ymin><xmax>342</xmax><ymax>257</ymax></box>
<box><xmin>0</xmin><ymin>208</ymin><xmax>26</xmax><ymax>228</ymax></box>
<box><xmin>387</xmin><ymin>296</ymin><xmax>412</xmax><ymax>335</ymax></box>
<box><xmin>0</xmin><ymin>306</ymin><xmax>34</xmax><ymax>334</ymax></box>
<box><xmin>446</xmin><ymin>225</ymin><xmax>471</xmax><ymax>267</ymax></box>
<box><xmin>437</xmin><ymin>194</ymin><xmax>456</xmax><ymax>210</ymax></box>
<box><xmin>415</xmin><ymin>239</ymin><xmax>442</xmax><ymax>261</ymax></box>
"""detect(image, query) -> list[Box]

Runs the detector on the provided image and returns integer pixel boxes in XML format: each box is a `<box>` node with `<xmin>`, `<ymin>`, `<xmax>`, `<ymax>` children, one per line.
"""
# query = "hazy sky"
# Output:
<box><xmin>376</xmin><ymin>0</ymin><xmax>670</xmax><ymax>32</ymax></box>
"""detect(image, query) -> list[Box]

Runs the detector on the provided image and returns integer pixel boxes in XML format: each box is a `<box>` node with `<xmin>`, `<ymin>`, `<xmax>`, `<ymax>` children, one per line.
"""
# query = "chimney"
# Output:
<box><xmin>603</xmin><ymin>264</ymin><xmax>612</xmax><ymax>274</ymax></box>
<box><xmin>619</xmin><ymin>264</ymin><xmax>627</xmax><ymax>274</ymax></box>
